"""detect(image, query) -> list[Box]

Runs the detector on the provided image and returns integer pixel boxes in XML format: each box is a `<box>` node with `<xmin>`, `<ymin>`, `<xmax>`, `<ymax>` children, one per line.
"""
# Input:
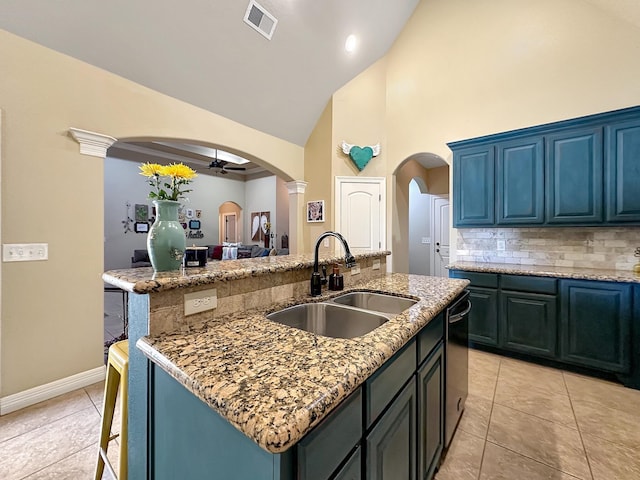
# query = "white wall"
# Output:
<box><xmin>104</xmin><ymin>156</ymin><xmax>245</xmax><ymax>270</ymax></box>
<box><xmin>244</xmin><ymin>176</ymin><xmax>278</xmax><ymax>246</ymax></box>
<box><xmin>408</xmin><ymin>180</ymin><xmax>431</xmax><ymax>276</ymax></box>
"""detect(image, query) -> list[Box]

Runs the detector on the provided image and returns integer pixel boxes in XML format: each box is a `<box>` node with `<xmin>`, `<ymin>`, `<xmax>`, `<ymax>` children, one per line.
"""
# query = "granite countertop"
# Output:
<box><xmin>103</xmin><ymin>250</ymin><xmax>389</xmax><ymax>294</ymax></box>
<box><xmin>448</xmin><ymin>261</ymin><xmax>640</xmax><ymax>283</ymax></box>
<box><xmin>136</xmin><ymin>273</ymin><xmax>468</xmax><ymax>454</ymax></box>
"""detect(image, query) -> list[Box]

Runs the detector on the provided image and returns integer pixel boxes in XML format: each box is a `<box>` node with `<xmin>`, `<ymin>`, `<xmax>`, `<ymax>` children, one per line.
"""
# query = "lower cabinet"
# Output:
<box><xmin>500</xmin><ymin>291</ymin><xmax>556</xmax><ymax>358</ymax></box>
<box><xmin>417</xmin><ymin>344</ymin><xmax>444</xmax><ymax>480</ymax></box>
<box><xmin>333</xmin><ymin>446</ymin><xmax>361</xmax><ymax>480</ymax></box>
<box><xmin>560</xmin><ymin>279</ymin><xmax>631</xmax><ymax>373</ymax></box>
<box><xmin>366</xmin><ymin>377</ymin><xmax>417</xmax><ymax>480</ymax></box>
<box><xmin>467</xmin><ymin>287</ymin><xmax>499</xmax><ymax>347</ymax></box>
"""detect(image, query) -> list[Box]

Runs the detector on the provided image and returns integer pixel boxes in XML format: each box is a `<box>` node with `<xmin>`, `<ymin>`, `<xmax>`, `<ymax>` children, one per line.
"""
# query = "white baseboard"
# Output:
<box><xmin>0</xmin><ymin>365</ymin><xmax>106</xmax><ymax>415</ymax></box>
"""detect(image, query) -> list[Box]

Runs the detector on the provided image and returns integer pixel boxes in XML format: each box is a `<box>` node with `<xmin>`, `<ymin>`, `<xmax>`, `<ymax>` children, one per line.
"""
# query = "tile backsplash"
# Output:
<box><xmin>456</xmin><ymin>227</ymin><xmax>640</xmax><ymax>270</ymax></box>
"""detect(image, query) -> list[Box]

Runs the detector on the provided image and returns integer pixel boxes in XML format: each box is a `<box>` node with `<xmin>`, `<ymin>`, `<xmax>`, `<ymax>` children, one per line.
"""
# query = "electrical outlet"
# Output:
<box><xmin>372</xmin><ymin>259</ymin><xmax>381</xmax><ymax>270</ymax></box>
<box><xmin>3</xmin><ymin>243</ymin><xmax>48</xmax><ymax>262</ymax></box>
<box><xmin>323</xmin><ymin>238</ymin><xmax>329</xmax><ymax>247</ymax></box>
<box><xmin>184</xmin><ymin>288</ymin><xmax>217</xmax><ymax>316</ymax></box>
<box><xmin>496</xmin><ymin>240</ymin><xmax>506</xmax><ymax>251</ymax></box>
<box><xmin>350</xmin><ymin>264</ymin><xmax>361</xmax><ymax>275</ymax></box>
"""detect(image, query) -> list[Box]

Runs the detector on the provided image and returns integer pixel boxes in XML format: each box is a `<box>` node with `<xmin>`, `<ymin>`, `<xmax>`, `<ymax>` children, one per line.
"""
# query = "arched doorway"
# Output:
<box><xmin>393</xmin><ymin>153</ymin><xmax>449</xmax><ymax>275</ymax></box>
<box><xmin>219</xmin><ymin>201</ymin><xmax>242</xmax><ymax>243</ymax></box>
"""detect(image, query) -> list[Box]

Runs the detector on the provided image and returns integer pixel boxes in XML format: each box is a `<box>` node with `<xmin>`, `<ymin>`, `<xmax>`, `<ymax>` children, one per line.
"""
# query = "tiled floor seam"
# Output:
<box><xmin>476</xmin><ymin>358</ymin><xmax>501</xmax><ymax>480</ymax></box>
<box><xmin>17</xmin><ymin>444</ymin><xmax>95</xmax><ymax>480</ymax></box>
<box><xmin>483</xmin><ymin>439</ymin><xmax>587</xmax><ymax>480</ymax></box>
<box><xmin>562</xmin><ymin>372</ymin><xmax>596</xmax><ymax>480</ymax></box>
<box><xmin>491</xmin><ymin>398</ymin><xmax>579</xmax><ymax>430</ymax></box>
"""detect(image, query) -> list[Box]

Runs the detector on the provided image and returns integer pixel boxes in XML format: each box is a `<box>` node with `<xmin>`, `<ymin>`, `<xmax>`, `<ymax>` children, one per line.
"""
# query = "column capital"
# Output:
<box><xmin>69</xmin><ymin>128</ymin><xmax>117</xmax><ymax>157</ymax></box>
<box><xmin>285</xmin><ymin>180</ymin><xmax>308</xmax><ymax>195</ymax></box>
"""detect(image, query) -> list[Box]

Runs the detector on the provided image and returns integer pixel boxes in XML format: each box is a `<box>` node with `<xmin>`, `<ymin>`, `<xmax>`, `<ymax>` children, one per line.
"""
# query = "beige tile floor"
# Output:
<box><xmin>1</xmin><ymin>349</ymin><xmax>639</xmax><ymax>479</ymax></box>
<box><xmin>436</xmin><ymin>349</ymin><xmax>640</xmax><ymax>480</ymax></box>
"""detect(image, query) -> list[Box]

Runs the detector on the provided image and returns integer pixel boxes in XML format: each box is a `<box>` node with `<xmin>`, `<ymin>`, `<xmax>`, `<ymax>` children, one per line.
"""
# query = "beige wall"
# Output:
<box><xmin>385</xmin><ymin>0</ymin><xmax>640</xmax><ymax>165</ymax></box>
<box><xmin>0</xmin><ymin>30</ymin><xmax>303</xmax><ymax>397</ymax></box>
<box><xmin>384</xmin><ymin>0</ymin><xmax>640</xmax><ymax>265</ymax></box>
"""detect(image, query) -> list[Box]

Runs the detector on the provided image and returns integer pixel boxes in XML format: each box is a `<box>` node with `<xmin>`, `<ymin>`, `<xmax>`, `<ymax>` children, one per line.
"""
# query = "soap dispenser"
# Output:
<box><xmin>329</xmin><ymin>264</ymin><xmax>344</xmax><ymax>291</ymax></box>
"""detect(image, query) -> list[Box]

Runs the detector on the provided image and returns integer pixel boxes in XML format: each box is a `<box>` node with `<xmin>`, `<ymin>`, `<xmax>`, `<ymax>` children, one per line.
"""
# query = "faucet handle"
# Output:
<box><xmin>344</xmin><ymin>254</ymin><xmax>357</xmax><ymax>268</ymax></box>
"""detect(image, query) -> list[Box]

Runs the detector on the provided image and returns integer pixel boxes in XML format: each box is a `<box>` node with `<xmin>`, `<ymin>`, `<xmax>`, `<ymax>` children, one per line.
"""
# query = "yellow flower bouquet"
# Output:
<box><xmin>139</xmin><ymin>162</ymin><xmax>197</xmax><ymax>201</ymax></box>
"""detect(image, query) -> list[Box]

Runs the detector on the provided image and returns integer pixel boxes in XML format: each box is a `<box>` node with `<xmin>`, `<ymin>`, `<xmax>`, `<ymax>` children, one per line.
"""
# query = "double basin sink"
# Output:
<box><xmin>266</xmin><ymin>291</ymin><xmax>418</xmax><ymax>339</ymax></box>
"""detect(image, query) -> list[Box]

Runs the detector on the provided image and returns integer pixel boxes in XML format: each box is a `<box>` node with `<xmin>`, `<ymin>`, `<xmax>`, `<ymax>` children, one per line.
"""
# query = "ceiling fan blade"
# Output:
<box><xmin>224</xmin><ymin>166</ymin><xmax>246</xmax><ymax>171</ymax></box>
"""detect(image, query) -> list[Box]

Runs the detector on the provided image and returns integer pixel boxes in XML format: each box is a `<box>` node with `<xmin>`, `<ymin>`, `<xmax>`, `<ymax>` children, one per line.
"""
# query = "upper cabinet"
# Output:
<box><xmin>546</xmin><ymin>126</ymin><xmax>603</xmax><ymax>224</ymax></box>
<box><xmin>453</xmin><ymin>146</ymin><xmax>495</xmax><ymax>226</ymax></box>
<box><xmin>450</xmin><ymin>106</ymin><xmax>640</xmax><ymax>228</ymax></box>
<box><xmin>605</xmin><ymin>118</ymin><xmax>640</xmax><ymax>223</ymax></box>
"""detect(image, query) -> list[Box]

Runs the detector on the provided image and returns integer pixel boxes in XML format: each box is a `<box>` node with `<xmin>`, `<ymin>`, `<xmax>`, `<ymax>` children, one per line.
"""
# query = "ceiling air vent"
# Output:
<box><xmin>243</xmin><ymin>0</ymin><xmax>278</xmax><ymax>40</ymax></box>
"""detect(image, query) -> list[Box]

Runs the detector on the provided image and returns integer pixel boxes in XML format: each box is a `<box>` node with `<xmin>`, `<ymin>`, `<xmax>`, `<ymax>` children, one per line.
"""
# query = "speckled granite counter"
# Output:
<box><xmin>103</xmin><ymin>250</ymin><xmax>389</xmax><ymax>294</ymax></box>
<box><xmin>448</xmin><ymin>261</ymin><xmax>640</xmax><ymax>284</ymax></box>
<box><xmin>136</xmin><ymin>273</ymin><xmax>468</xmax><ymax>453</ymax></box>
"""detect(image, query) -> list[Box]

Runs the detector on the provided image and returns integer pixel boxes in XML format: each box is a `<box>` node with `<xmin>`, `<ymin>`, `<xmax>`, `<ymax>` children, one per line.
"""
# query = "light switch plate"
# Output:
<box><xmin>3</xmin><ymin>243</ymin><xmax>48</xmax><ymax>262</ymax></box>
<box><xmin>496</xmin><ymin>240</ymin><xmax>506</xmax><ymax>251</ymax></box>
<box><xmin>184</xmin><ymin>288</ymin><xmax>217</xmax><ymax>316</ymax></box>
<box><xmin>350</xmin><ymin>264</ymin><xmax>361</xmax><ymax>275</ymax></box>
<box><xmin>421</xmin><ymin>237</ymin><xmax>431</xmax><ymax>244</ymax></box>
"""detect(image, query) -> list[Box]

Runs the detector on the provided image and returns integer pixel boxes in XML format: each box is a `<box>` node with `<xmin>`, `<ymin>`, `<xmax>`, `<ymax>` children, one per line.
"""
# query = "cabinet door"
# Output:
<box><xmin>417</xmin><ymin>344</ymin><xmax>443</xmax><ymax>480</ymax></box>
<box><xmin>453</xmin><ymin>146</ymin><xmax>495</xmax><ymax>226</ymax></box>
<box><xmin>467</xmin><ymin>287</ymin><xmax>499</xmax><ymax>347</ymax></box>
<box><xmin>333</xmin><ymin>446</ymin><xmax>361</xmax><ymax>480</ymax></box>
<box><xmin>496</xmin><ymin>137</ymin><xmax>544</xmax><ymax>224</ymax></box>
<box><xmin>605</xmin><ymin>119</ymin><xmax>640</xmax><ymax>223</ymax></box>
<box><xmin>546</xmin><ymin>127</ymin><xmax>603</xmax><ymax>224</ymax></box>
<box><xmin>500</xmin><ymin>291</ymin><xmax>557</xmax><ymax>358</ymax></box>
<box><xmin>560</xmin><ymin>280</ymin><xmax>631</xmax><ymax>373</ymax></box>
<box><xmin>366</xmin><ymin>377</ymin><xmax>417</xmax><ymax>480</ymax></box>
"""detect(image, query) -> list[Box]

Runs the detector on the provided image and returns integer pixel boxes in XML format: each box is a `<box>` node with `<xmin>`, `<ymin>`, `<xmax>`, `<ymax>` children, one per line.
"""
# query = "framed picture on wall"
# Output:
<box><xmin>134</xmin><ymin>204</ymin><xmax>149</xmax><ymax>222</ymax></box>
<box><xmin>307</xmin><ymin>200</ymin><xmax>324</xmax><ymax>223</ymax></box>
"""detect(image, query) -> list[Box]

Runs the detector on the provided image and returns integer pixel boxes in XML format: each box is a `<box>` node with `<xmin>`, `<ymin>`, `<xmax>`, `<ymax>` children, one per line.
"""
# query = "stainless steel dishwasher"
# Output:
<box><xmin>445</xmin><ymin>290</ymin><xmax>471</xmax><ymax>447</ymax></box>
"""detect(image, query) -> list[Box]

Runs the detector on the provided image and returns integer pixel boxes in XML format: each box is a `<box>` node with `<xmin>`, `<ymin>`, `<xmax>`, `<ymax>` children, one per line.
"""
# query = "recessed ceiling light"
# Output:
<box><xmin>345</xmin><ymin>34</ymin><xmax>358</xmax><ymax>53</ymax></box>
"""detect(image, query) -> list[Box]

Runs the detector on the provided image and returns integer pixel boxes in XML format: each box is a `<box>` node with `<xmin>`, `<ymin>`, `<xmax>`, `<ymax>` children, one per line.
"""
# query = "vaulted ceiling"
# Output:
<box><xmin>0</xmin><ymin>0</ymin><xmax>419</xmax><ymax>146</ymax></box>
<box><xmin>1</xmin><ymin>1</ymin><xmax>639</xmax><ymax>149</ymax></box>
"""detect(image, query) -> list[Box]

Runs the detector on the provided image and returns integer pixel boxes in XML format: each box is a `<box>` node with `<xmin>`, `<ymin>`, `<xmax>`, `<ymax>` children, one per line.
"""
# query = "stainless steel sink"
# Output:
<box><xmin>266</xmin><ymin>302</ymin><xmax>388</xmax><ymax>339</ymax></box>
<box><xmin>329</xmin><ymin>291</ymin><xmax>417</xmax><ymax>315</ymax></box>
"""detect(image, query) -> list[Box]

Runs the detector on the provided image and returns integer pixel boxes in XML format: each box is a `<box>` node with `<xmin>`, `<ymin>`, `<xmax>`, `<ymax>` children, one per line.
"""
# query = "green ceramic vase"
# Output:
<box><xmin>147</xmin><ymin>200</ymin><xmax>186</xmax><ymax>272</ymax></box>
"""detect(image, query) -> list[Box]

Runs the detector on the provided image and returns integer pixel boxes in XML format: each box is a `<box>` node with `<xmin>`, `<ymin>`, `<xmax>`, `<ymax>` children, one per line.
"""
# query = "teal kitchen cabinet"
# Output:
<box><xmin>449</xmin><ymin>271</ymin><xmax>499</xmax><ymax>347</ymax></box>
<box><xmin>500</xmin><ymin>291</ymin><xmax>557</xmax><ymax>358</ymax></box>
<box><xmin>560</xmin><ymin>280</ymin><xmax>631</xmax><ymax>373</ymax></box>
<box><xmin>545</xmin><ymin>126</ymin><xmax>603</xmax><ymax>224</ymax></box>
<box><xmin>500</xmin><ymin>275</ymin><xmax>557</xmax><ymax>358</ymax></box>
<box><xmin>453</xmin><ymin>145</ymin><xmax>495</xmax><ymax>227</ymax></box>
<box><xmin>417</xmin><ymin>343</ymin><xmax>444</xmax><ymax>480</ymax></box>
<box><xmin>333</xmin><ymin>447</ymin><xmax>361</xmax><ymax>480</ymax></box>
<box><xmin>496</xmin><ymin>137</ymin><xmax>545</xmax><ymax>225</ymax></box>
<box><xmin>605</xmin><ymin>118</ymin><xmax>640</xmax><ymax>222</ymax></box>
<box><xmin>366</xmin><ymin>377</ymin><xmax>417</xmax><ymax>480</ymax></box>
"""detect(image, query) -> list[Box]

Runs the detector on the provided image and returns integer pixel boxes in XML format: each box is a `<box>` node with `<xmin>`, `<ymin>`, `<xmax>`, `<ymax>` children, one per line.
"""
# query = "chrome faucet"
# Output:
<box><xmin>311</xmin><ymin>231</ymin><xmax>356</xmax><ymax>296</ymax></box>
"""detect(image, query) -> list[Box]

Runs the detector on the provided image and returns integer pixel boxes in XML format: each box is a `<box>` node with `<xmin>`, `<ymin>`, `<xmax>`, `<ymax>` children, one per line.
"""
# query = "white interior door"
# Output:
<box><xmin>431</xmin><ymin>196</ymin><xmax>450</xmax><ymax>277</ymax></box>
<box><xmin>223</xmin><ymin>213</ymin><xmax>237</xmax><ymax>242</ymax></box>
<box><xmin>335</xmin><ymin>177</ymin><xmax>385</xmax><ymax>251</ymax></box>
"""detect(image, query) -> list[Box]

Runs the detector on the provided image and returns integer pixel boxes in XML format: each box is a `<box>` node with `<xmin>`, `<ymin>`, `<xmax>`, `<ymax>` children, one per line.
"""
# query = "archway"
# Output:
<box><xmin>219</xmin><ymin>201</ymin><xmax>242</xmax><ymax>244</ymax></box>
<box><xmin>392</xmin><ymin>153</ymin><xmax>449</xmax><ymax>274</ymax></box>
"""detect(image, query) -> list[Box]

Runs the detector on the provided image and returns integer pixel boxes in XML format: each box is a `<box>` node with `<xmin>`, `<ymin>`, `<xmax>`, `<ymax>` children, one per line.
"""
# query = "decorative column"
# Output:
<box><xmin>69</xmin><ymin>127</ymin><xmax>117</xmax><ymax>157</ymax></box>
<box><xmin>286</xmin><ymin>180</ymin><xmax>307</xmax><ymax>254</ymax></box>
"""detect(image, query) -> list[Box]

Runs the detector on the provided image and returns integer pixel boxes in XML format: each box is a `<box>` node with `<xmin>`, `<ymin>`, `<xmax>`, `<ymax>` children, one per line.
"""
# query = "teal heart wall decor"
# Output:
<box><xmin>349</xmin><ymin>146</ymin><xmax>374</xmax><ymax>171</ymax></box>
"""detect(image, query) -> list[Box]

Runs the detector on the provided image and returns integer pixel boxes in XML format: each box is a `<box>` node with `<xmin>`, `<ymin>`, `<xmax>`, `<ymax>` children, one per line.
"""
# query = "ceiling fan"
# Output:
<box><xmin>208</xmin><ymin>151</ymin><xmax>247</xmax><ymax>175</ymax></box>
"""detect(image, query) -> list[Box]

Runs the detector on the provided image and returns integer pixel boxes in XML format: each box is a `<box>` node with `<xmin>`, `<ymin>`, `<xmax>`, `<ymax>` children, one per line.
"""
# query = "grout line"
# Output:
<box><xmin>484</xmin><ymin>439</ymin><xmax>586</xmax><ymax>480</ymax></box>
<box><xmin>475</xmin><ymin>356</ymin><xmax>501</xmax><ymax>480</ymax></box>
<box><xmin>563</xmin><ymin>371</ymin><xmax>596</xmax><ymax>480</ymax></box>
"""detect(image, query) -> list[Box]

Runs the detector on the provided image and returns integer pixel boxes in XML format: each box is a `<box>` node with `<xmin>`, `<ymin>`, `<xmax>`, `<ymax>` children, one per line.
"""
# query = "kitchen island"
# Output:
<box><xmin>103</xmin><ymin>251</ymin><xmax>469</xmax><ymax>480</ymax></box>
